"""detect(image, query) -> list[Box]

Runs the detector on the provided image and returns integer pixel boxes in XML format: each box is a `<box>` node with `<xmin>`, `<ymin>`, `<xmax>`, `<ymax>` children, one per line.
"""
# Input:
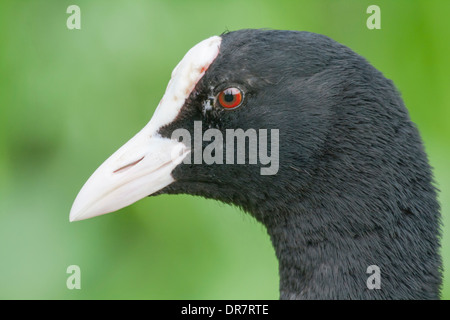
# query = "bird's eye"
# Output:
<box><xmin>217</xmin><ymin>87</ymin><xmax>243</xmax><ymax>109</ymax></box>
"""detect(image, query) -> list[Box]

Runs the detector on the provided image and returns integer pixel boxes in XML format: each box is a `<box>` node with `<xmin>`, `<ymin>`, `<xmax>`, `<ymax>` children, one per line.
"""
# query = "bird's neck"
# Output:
<box><xmin>256</xmin><ymin>127</ymin><xmax>442</xmax><ymax>299</ymax></box>
<box><xmin>263</xmin><ymin>196</ymin><xmax>440</xmax><ymax>300</ymax></box>
<box><xmin>264</xmin><ymin>208</ymin><xmax>370</xmax><ymax>300</ymax></box>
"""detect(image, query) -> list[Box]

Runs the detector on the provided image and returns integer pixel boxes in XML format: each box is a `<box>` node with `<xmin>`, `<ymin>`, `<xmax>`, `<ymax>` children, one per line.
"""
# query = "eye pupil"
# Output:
<box><xmin>224</xmin><ymin>92</ymin><xmax>235</xmax><ymax>103</ymax></box>
<box><xmin>217</xmin><ymin>87</ymin><xmax>243</xmax><ymax>109</ymax></box>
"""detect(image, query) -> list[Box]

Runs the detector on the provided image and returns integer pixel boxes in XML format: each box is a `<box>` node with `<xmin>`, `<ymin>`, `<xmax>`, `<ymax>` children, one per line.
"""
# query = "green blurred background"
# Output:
<box><xmin>0</xmin><ymin>0</ymin><xmax>448</xmax><ymax>299</ymax></box>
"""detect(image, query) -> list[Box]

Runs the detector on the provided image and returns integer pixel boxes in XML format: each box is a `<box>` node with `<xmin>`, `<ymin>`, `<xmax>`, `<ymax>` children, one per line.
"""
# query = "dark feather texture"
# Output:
<box><xmin>158</xmin><ymin>29</ymin><xmax>442</xmax><ymax>299</ymax></box>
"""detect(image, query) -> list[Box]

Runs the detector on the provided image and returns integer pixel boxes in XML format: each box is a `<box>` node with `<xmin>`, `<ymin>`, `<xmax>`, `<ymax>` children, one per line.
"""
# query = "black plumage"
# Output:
<box><xmin>157</xmin><ymin>29</ymin><xmax>442</xmax><ymax>299</ymax></box>
<box><xmin>71</xmin><ymin>29</ymin><xmax>442</xmax><ymax>299</ymax></box>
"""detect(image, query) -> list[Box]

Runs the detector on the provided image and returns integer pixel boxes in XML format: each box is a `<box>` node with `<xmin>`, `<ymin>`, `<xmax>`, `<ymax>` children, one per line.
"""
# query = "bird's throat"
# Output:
<box><xmin>265</xmin><ymin>208</ymin><xmax>385</xmax><ymax>300</ymax></box>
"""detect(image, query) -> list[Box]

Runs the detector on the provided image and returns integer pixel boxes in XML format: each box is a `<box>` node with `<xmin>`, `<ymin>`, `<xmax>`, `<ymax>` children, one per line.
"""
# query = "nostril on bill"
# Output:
<box><xmin>113</xmin><ymin>156</ymin><xmax>145</xmax><ymax>174</ymax></box>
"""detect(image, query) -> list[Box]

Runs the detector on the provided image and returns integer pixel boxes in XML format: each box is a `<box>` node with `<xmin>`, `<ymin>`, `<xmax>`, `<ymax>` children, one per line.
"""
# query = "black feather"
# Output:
<box><xmin>158</xmin><ymin>29</ymin><xmax>442</xmax><ymax>299</ymax></box>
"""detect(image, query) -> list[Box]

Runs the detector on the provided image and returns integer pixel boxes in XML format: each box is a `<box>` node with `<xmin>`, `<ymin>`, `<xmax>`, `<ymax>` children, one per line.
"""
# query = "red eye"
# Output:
<box><xmin>217</xmin><ymin>87</ymin><xmax>243</xmax><ymax>109</ymax></box>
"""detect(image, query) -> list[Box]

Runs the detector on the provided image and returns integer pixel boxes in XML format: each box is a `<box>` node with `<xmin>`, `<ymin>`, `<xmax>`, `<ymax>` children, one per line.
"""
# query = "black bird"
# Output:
<box><xmin>70</xmin><ymin>29</ymin><xmax>442</xmax><ymax>299</ymax></box>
